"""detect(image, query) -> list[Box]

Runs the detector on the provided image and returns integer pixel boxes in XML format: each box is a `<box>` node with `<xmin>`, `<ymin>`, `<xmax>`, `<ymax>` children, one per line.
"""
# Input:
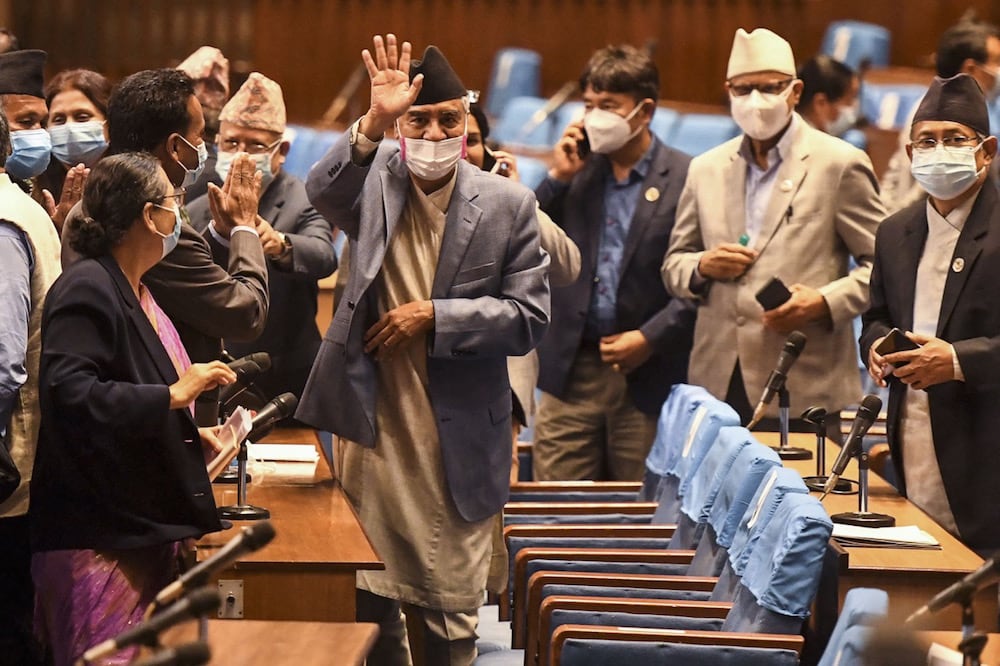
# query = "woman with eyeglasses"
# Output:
<box><xmin>29</xmin><ymin>152</ymin><xmax>236</xmax><ymax>666</ymax></box>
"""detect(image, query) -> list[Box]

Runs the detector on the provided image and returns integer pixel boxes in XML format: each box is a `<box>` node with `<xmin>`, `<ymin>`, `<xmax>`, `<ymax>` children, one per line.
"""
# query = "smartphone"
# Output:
<box><xmin>577</xmin><ymin>129</ymin><xmax>590</xmax><ymax>159</ymax></box>
<box><xmin>874</xmin><ymin>328</ymin><xmax>920</xmax><ymax>368</ymax></box>
<box><xmin>755</xmin><ymin>276</ymin><xmax>792</xmax><ymax>311</ymax></box>
<box><xmin>482</xmin><ymin>146</ymin><xmax>498</xmax><ymax>173</ymax></box>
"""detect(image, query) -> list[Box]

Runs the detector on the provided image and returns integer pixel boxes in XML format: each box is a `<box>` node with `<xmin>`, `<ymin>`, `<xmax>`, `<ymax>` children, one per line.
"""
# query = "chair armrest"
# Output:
<box><xmin>550</xmin><ymin>624</ymin><xmax>805</xmax><ymax>666</ymax></box>
<box><xmin>537</xmin><ymin>595</ymin><xmax>731</xmax><ymax>666</ymax></box>
<box><xmin>504</xmin><ymin>501</ymin><xmax>658</xmax><ymax>515</ymax></box>
<box><xmin>511</xmin><ymin>548</ymin><xmax>696</xmax><ymax>648</ymax></box>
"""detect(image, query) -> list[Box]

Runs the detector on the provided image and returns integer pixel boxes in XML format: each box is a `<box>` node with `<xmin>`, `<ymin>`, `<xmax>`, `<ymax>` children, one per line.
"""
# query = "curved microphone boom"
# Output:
<box><xmin>820</xmin><ymin>394</ymin><xmax>882</xmax><ymax>499</ymax></box>
<box><xmin>154</xmin><ymin>521</ymin><xmax>276</xmax><ymax>608</ymax></box>
<box><xmin>79</xmin><ymin>588</ymin><xmax>220</xmax><ymax>664</ymax></box>
<box><xmin>747</xmin><ymin>331</ymin><xmax>807</xmax><ymax>429</ymax></box>
<box><xmin>218</xmin><ymin>352</ymin><xmax>272</xmax><ymax>404</ymax></box>
<box><xmin>906</xmin><ymin>555</ymin><xmax>1000</xmax><ymax>625</ymax></box>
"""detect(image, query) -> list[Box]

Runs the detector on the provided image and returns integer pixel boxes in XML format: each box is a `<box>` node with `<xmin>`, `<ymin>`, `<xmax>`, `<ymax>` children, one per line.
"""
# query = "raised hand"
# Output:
<box><xmin>207</xmin><ymin>152</ymin><xmax>261</xmax><ymax>238</ymax></box>
<box><xmin>358</xmin><ymin>34</ymin><xmax>424</xmax><ymax>140</ymax></box>
<box><xmin>168</xmin><ymin>361</ymin><xmax>237</xmax><ymax>409</ymax></box>
<box><xmin>46</xmin><ymin>163</ymin><xmax>90</xmax><ymax>232</ymax></box>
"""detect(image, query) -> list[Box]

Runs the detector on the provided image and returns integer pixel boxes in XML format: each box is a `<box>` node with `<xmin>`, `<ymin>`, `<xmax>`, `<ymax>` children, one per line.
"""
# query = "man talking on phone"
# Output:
<box><xmin>532</xmin><ymin>44</ymin><xmax>695</xmax><ymax>482</ymax></box>
<box><xmin>861</xmin><ymin>74</ymin><xmax>1000</xmax><ymax>555</ymax></box>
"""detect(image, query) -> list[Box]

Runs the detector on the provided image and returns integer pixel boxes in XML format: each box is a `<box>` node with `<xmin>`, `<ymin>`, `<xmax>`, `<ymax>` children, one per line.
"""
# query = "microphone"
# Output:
<box><xmin>218</xmin><ymin>352</ymin><xmax>272</xmax><ymax>404</ymax></box>
<box><xmin>154</xmin><ymin>521</ymin><xmax>276</xmax><ymax>608</ymax></box>
<box><xmin>906</xmin><ymin>555</ymin><xmax>1000</xmax><ymax>625</ymax></box>
<box><xmin>247</xmin><ymin>392</ymin><xmax>298</xmax><ymax>442</ymax></box>
<box><xmin>80</xmin><ymin>589</ymin><xmax>219</xmax><ymax>664</ymax></box>
<box><xmin>519</xmin><ymin>80</ymin><xmax>580</xmax><ymax>140</ymax></box>
<box><xmin>820</xmin><ymin>394</ymin><xmax>882</xmax><ymax>499</ymax></box>
<box><xmin>131</xmin><ymin>641</ymin><xmax>211</xmax><ymax>666</ymax></box>
<box><xmin>747</xmin><ymin>331</ymin><xmax>808</xmax><ymax>429</ymax></box>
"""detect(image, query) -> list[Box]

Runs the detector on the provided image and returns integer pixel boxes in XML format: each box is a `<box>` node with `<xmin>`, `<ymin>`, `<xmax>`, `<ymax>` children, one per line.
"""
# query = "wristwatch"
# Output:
<box><xmin>277</xmin><ymin>232</ymin><xmax>293</xmax><ymax>258</ymax></box>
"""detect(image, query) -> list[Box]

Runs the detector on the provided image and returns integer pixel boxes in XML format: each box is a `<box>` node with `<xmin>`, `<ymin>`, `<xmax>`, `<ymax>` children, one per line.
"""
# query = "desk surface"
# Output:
<box><xmin>162</xmin><ymin>620</ymin><xmax>378</xmax><ymax>666</ymax></box>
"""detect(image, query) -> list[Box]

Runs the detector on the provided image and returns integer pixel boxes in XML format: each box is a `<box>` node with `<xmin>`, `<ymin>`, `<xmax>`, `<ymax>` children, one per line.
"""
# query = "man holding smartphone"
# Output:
<box><xmin>663</xmin><ymin>28</ymin><xmax>883</xmax><ymax>436</ymax></box>
<box><xmin>861</xmin><ymin>74</ymin><xmax>1000</xmax><ymax>555</ymax></box>
<box><xmin>533</xmin><ymin>44</ymin><xmax>695</xmax><ymax>482</ymax></box>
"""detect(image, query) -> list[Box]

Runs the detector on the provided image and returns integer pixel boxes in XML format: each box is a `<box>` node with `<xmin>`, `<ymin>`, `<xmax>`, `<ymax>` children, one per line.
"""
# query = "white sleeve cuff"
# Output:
<box><xmin>209</xmin><ymin>222</ymin><xmax>260</xmax><ymax>248</ymax></box>
<box><xmin>951</xmin><ymin>344</ymin><xmax>965</xmax><ymax>382</ymax></box>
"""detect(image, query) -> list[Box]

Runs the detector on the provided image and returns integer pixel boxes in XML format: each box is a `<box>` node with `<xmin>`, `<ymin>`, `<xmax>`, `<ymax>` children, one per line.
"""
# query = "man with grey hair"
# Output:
<box><xmin>0</xmin><ymin>99</ymin><xmax>62</xmax><ymax>665</ymax></box>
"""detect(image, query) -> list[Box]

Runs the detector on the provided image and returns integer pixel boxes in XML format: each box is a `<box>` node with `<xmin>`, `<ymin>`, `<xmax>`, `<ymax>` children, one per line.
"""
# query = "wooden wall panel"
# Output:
<box><xmin>12</xmin><ymin>0</ymin><xmax>1000</xmax><ymax>125</ymax></box>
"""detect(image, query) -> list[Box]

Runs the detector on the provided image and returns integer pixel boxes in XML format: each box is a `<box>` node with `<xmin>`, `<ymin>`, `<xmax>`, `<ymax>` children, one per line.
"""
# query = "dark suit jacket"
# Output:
<box><xmin>535</xmin><ymin>137</ymin><xmax>695</xmax><ymax>414</ymax></box>
<box><xmin>31</xmin><ymin>255</ymin><xmax>222</xmax><ymax>551</ymax></box>
<box><xmin>188</xmin><ymin>169</ymin><xmax>337</xmax><ymax>400</ymax></box>
<box><xmin>297</xmin><ymin>133</ymin><xmax>550</xmax><ymax>522</ymax></box>
<box><xmin>62</xmin><ymin>205</ymin><xmax>270</xmax><ymax>426</ymax></box>
<box><xmin>860</xmin><ymin>184</ymin><xmax>1000</xmax><ymax>553</ymax></box>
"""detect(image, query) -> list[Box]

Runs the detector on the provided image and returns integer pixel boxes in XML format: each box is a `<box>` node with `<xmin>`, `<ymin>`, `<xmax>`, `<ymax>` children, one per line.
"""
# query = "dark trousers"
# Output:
<box><xmin>0</xmin><ymin>515</ymin><xmax>43</xmax><ymax>665</ymax></box>
<box><xmin>725</xmin><ymin>362</ymin><xmax>843</xmax><ymax>444</ymax></box>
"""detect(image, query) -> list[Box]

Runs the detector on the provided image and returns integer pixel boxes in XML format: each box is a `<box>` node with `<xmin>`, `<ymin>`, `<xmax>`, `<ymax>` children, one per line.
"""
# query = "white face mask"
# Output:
<box><xmin>583</xmin><ymin>102</ymin><xmax>645</xmax><ymax>154</ymax></box>
<box><xmin>910</xmin><ymin>142</ymin><xmax>985</xmax><ymax>200</ymax></box>
<box><xmin>399</xmin><ymin>117</ymin><xmax>467</xmax><ymax>182</ymax></box>
<box><xmin>826</xmin><ymin>103</ymin><xmax>858</xmax><ymax>137</ymax></box>
<box><xmin>152</xmin><ymin>203</ymin><xmax>183</xmax><ymax>259</ymax></box>
<box><xmin>730</xmin><ymin>85</ymin><xmax>795</xmax><ymax>141</ymax></box>
<box><xmin>216</xmin><ymin>140</ymin><xmax>280</xmax><ymax>192</ymax></box>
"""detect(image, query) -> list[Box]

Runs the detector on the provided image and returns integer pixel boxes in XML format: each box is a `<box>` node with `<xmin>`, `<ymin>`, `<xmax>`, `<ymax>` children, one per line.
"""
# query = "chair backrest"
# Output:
<box><xmin>821</xmin><ymin>20</ymin><xmax>891</xmax><ymax>70</ymax></box>
<box><xmin>641</xmin><ymin>384</ymin><xmax>713</xmax><ymax>498</ymax></box>
<box><xmin>825</xmin><ymin>625</ymin><xmax>875</xmax><ymax>666</ymax></box>
<box><xmin>515</xmin><ymin>155</ymin><xmax>550</xmax><ymax>191</ymax></box>
<box><xmin>492</xmin><ymin>95</ymin><xmax>557</xmax><ymax>149</ymax></box>
<box><xmin>554</xmin><ymin>101</ymin><xmax>585</xmax><ymax>133</ymax></box>
<box><xmin>817</xmin><ymin>588</ymin><xmax>889</xmax><ymax>666</ymax></box>
<box><xmin>486</xmin><ymin>48</ymin><xmax>542</xmax><ymax>119</ymax></box>
<box><xmin>649</xmin><ymin>107</ymin><xmax>680</xmax><ymax>145</ymax></box>
<box><xmin>671</xmin><ymin>425</ymin><xmax>754</xmax><ymax>548</ymax></box>
<box><xmin>656</xmin><ymin>398</ymin><xmax>740</xmax><ymax>524</ymax></box>
<box><xmin>859</xmin><ymin>83</ymin><xmax>926</xmax><ymax>131</ymax></box>
<box><xmin>666</xmin><ymin>114</ymin><xmax>740</xmax><ymax>156</ymax></box>
<box><xmin>707</xmin><ymin>442</ymin><xmax>781</xmax><ymax>549</ymax></box>
<box><xmin>557</xmin><ymin>636</ymin><xmax>800</xmax><ymax>666</ymax></box>
<box><xmin>721</xmin><ymin>493</ymin><xmax>833</xmax><ymax>634</ymax></box>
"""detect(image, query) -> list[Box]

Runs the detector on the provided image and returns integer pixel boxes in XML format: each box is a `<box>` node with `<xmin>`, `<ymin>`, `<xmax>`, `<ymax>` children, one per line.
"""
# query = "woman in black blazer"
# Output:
<box><xmin>30</xmin><ymin>152</ymin><xmax>237</xmax><ymax>666</ymax></box>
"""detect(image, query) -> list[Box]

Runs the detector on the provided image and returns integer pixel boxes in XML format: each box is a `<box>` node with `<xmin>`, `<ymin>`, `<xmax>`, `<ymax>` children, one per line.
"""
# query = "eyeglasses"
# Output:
<box><xmin>727</xmin><ymin>78</ymin><xmax>794</xmax><ymax>97</ymax></box>
<box><xmin>218</xmin><ymin>137</ymin><xmax>281</xmax><ymax>155</ymax></box>
<box><xmin>153</xmin><ymin>188</ymin><xmax>186</xmax><ymax>205</ymax></box>
<box><xmin>909</xmin><ymin>135</ymin><xmax>983</xmax><ymax>151</ymax></box>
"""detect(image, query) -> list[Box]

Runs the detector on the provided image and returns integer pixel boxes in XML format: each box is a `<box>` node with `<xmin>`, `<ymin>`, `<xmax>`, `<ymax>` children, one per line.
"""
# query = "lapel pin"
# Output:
<box><xmin>644</xmin><ymin>187</ymin><xmax>660</xmax><ymax>203</ymax></box>
<box><xmin>952</xmin><ymin>257</ymin><xmax>965</xmax><ymax>273</ymax></box>
<box><xmin>779</xmin><ymin>179</ymin><xmax>793</xmax><ymax>192</ymax></box>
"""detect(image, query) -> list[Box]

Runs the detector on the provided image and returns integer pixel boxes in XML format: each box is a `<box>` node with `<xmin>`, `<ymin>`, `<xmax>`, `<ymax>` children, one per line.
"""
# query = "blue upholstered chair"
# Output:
<box><xmin>649</xmin><ymin>107</ymin><xmax>680</xmax><ymax>146</ymax></box>
<box><xmin>666</xmin><ymin>114</ymin><xmax>740</xmax><ymax>156</ymax></box>
<box><xmin>860</xmin><ymin>83</ymin><xmax>926</xmax><ymax>131</ymax></box>
<box><xmin>817</xmin><ymin>588</ymin><xmax>888</xmax><ymax>666</ymax></box>
<box><xmin>514</xmin><ymin>156</ymin><xmax>550</xmax><ymax>192</ymax></box>
<box><xmin>486</xmin><ymin>48</ymin><xmax>542</xmax><ymax>120</ymax></box>
<box><xmin>821</xmin><ymin>20</ymin><xmax>891</xmax><ymax>70</ymax></box>
<box><xmin>492</xmin><ymin>96</ymin><xmax>559</xmax><ymax>150</ymax></box>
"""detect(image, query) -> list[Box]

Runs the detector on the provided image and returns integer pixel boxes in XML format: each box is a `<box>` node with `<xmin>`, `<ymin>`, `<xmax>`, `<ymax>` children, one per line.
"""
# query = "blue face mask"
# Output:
<box><xmin>175</xmin><ymin>135</ymin><xmax>208</xmax><ymax>188</ymax></box>
<box><xmin>152</xmin><ymin>203</ymin><xmax>183</xmax><ymax>258</ymax></box>
<box><xmin>7</xmin><ymin>128</ymin><xmax>52</xmax><ymax>180</ymax></box>
<box><xmin>49</xmin><ymin>121</ymin><xmax>108</xmax><ymax>167</ymax></box>
<box><xmin>215</xmin><ymin>141</ymin><xmax>280</xmax><ymax>192</ymax></box>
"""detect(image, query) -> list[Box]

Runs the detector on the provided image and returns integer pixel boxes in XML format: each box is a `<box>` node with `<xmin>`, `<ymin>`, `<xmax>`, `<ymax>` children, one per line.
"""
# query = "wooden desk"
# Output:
<box><xmin>197</xmin><ymin>429</ymin><xmax>382</xmax><ymax>622</ymax></box>
<box><xmin>162</xmin><ymin>619</ymin><xmax>378</xmax><ymax>665</ymax></box>
<box><xmin>755</xmin><ymin>431</ymin><xmax>997</xmax><ymax>632</ymax></box>
<box><xmin>919</xmin><ymin>631</ymin><xmax>1000</xmax><ymax>663</ymax></box>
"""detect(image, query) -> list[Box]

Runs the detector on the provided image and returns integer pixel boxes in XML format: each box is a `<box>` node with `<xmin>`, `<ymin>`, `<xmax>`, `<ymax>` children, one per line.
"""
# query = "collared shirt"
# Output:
<box><xmin>583</xmin><ymin>141</ymin><xmax>656</xmax><ymax>339</ymax></box>
<box><xmin>900</xmin><ymin>186</ymin><xmax>981</xmax><ymax>539</ymax></box>
<box><xmin>0</xmin><ymin>221</ymin><xmax>34</xmax><ymax>440</ymax></box>
<box><xmin>739</xmin><ymin>113</ymin><xmax>800</xmax><ymax>244</ymax></box>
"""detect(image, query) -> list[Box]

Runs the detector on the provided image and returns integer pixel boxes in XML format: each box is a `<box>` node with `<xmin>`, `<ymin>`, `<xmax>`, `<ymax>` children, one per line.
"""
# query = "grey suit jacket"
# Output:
<box><xmin>188</xmin><ymin>169</ymin><xmax>336</xmax><ymax>400</ymax></box>
<box><xmin>664</xmin><ymin>116</ymin><xmax>884</xmax><ymax>416</ymax></box>
<box><xmin>297</xmin><ymin>133</ymin><xmax>550</xmax><ymax>522</ymax></box>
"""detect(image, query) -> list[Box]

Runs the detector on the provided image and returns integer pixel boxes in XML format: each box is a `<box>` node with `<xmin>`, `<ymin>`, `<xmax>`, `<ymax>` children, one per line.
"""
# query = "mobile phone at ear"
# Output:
<box><xmin>482</xmin><ymin>146</ymin><xmax>498</xmax><ymax>173</ymax></box>
<box><xmin>755</xmin><ymin>276</ymin><xmax>792</xmax><ymax>311</ymax></box>
<box><xmin>874</xmin><ymin>328</ymin><xmax>920</xmax><ymax>368</ymax></box>
<box><xmin>577</xmin><ymin>130</ymin><xmax>590</xmax><ymax>159</ymax></box>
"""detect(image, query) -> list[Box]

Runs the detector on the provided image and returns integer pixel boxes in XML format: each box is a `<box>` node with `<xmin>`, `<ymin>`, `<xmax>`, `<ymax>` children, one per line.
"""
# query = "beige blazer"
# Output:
<box><xmin>663</xmin><ymin>117</ymin><xmax>884</xmax><ymax>416</ymax></box>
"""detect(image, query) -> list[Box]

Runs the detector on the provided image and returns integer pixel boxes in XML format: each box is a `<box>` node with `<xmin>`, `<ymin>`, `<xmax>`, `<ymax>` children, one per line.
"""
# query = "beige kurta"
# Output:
<box><xmin>339</xmin><ymin>173</ymin><xmax>494</xmax><ymax>613</ymax></box>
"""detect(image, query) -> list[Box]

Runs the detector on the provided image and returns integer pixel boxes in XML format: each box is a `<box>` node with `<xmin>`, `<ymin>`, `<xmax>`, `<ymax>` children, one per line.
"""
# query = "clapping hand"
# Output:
<box><xmin>207</xmin><ymin>153</ymin><xmax>261</xmax><ymax>238</ymax></box>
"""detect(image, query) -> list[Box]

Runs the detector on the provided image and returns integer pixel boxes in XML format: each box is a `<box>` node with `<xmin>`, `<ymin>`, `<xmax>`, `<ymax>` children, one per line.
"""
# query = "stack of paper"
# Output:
<box><xmin>247</xmin><ymin>443</ymin><xmax>319</xmax><ymax>484</ymax></box>
<box><xmin>206</xmin><ymin>407</ymin><xmax>252</xmax><ymax>481</ymax></box>
<box><xmin>832</xmin><ymin>523</ymin><xmax>941</xmax><ymax>549</ymax></box>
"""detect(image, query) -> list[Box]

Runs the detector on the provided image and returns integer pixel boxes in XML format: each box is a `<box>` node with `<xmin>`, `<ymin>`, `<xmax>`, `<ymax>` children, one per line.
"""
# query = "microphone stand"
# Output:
<box><xmin>771</xmin><ymin>387</ymin><xmax>812</xmax><ymax>460</ymax></box>
<box><xmin>217</xmin><ymin>438</ymin><xmax>270</xmax><ymax>521</ymax></box>
<box><xmin>802</xmin><ymin>408</ymin><xmax>857</xmax><ymax>494</ymax></box>
<box><xmin>958</xmin><ymin>599</ymin><xmax>988</xmax><ymax>666</ymax></box>
<box><xmin>831</xmin><ymin>446</ymin><xmax>894</xmax><ymax>527</ymax></box>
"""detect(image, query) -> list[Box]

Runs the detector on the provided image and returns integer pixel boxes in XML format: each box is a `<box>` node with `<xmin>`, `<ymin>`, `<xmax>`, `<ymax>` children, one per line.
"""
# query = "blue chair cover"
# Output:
<box><xmin>817</xmin><ymin>588</ymin><xmax>888</xmax><ymax>666</ymax></box>
<box><xmin>821</xmin><ymin>20</ymin><xmax>891</xmax><ymax>70</ymax></box>
<box><xmin>514</xmin><ymin>155</ymin><xmax>550</xmax><ymax>191</ymax></box>
<box><xmin>707</xmin><ymin>443</ymin><xmax>781</xmax><ymax>550</ymax></box>
<box><xmin>558</xmin><ymin>638</ymin><xmax>799</xmax><ymax>666</ymax></box>
<box><xmin>823</xmin><ymin>625</ymin><xmax>874</xmax><ymax>666</ymax></box>
<box><xmin>649</xmin><ymin>107</ymin><xmax>680</xmax><ymax>145</ymax></box>
<box><xmin>722</xmin><ymin>494</ymin><xmax>833</xmax><ymax>633</ymax></box>
<box><xmin>666</xmin><ymin>114</ymin><xmax>740</xmax><ymax>156</ymax></box>
<box><xmin>492</xmin><ymin>96</ymin><xmax>556</xmax><ymax>149</ymax></box>
<box><xmin>549</xmin><ymin>609</ymin><xmax>724</xmax><ymax>639</ymax></box>
<box><xmin>640</xmin><ymin>384</ymin><xmax>713</xmax><ymax>500</ymax></box>
<box><xmin>860</xmin><ymin>83</ymin><xmax>926</xmax><ymax>131</ymax></box>
<box><xmin>486</xmin><ymin>48</ymin><xmax>542</xmax><ymax>119</ymax></box>
<box><xmin>554</xmin><ymin>101</ymin><xmax>584</xmax><ymax>132</ymax></box>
